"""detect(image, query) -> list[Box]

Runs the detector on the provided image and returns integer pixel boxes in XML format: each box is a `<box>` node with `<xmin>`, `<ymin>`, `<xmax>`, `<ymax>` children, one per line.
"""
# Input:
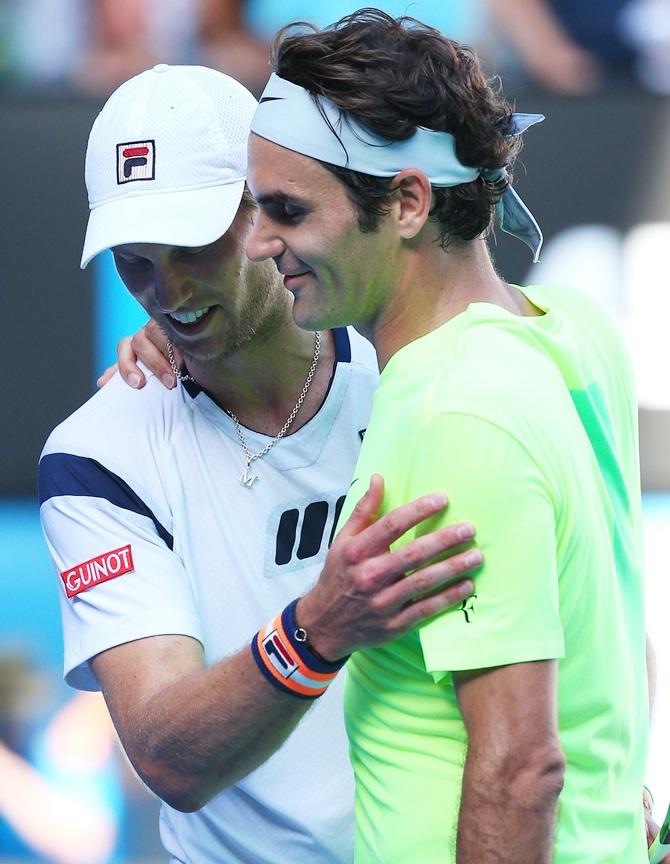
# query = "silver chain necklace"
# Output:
<box><xmin>166</xmin><ymin>339</ymin><xmax>194</xmax><ymax>383</ymax></box>
<box><xmin>167</xmin><ymin>333</ymin><xmax>321</xmax><ymax>488</ymax></box>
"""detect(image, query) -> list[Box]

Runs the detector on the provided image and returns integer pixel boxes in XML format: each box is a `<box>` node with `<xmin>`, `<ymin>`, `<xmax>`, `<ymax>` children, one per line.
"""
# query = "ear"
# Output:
<box><xmin>390</xmin><ymin>169</ymin><xmax>432</xmax><ymax>239</ymax></box>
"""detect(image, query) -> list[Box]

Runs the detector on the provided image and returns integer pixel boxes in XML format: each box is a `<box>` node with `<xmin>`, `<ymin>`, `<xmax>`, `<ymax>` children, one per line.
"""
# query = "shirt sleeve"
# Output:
<box><xmin>403</xmin><ymin>412</ymin><xmax>565</xmax><ymax>683</ymax></box>
<box><xmin>39</xmin><ymin>451</ymin><xmax>204</xmax><ymax>691</ymax></box>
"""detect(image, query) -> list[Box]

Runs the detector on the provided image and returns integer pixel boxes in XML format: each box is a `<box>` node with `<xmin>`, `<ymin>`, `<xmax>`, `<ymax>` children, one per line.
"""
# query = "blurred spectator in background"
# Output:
<box><xmin>487</xmin><ymin>0</ymin><xmax>670</xmax><ymax>94</ymax></box>
<box><xmin>1</xmin><ymin>0</ymin><xmax>669</xmax><ymax>97</ymax></box>
<box><xmin>621</xmin><ymin>0</ymin><xmax>670</xmax><ymax>91</ymax></box>
<box><xmin>74</xmin><ymin>0</ymin><xmax>200</xmax><ymax>94</ymax></box>
<box><xmin>5</xmin><ymin>0</ymin><xmax>199</xmax><ymax>93</ymax></box>
<box><xmin>0</xmin><ymin>0</ymin><xmax>488</xmax><ymax>95</ymax></box>
<box><xmin>0</xmin><ymin>653</ymin><xmax>124</xmax><ymax>863</ymax></box>
<box><xmin>199</xmin><ymin>0</ymin><xmax>277</xmax><ymax>96</ymax></box>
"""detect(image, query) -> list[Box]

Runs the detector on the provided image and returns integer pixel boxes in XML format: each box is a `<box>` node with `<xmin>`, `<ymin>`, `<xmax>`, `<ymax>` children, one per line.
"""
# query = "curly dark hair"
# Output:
<box><xmin>272</xmin><ymin>8</ymin><xmax>520</xmax><ymax>249</ymax></box>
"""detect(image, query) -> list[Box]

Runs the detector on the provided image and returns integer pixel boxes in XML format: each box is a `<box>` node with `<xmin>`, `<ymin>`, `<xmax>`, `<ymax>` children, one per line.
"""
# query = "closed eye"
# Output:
<box><xmin>261</xmin><ymin>201</ymin><xmax>308</xmax><ymax>224</ymax></box>
<box><xmin>176</xmin><ymin>244</ymin><xmax>211</xmax><ymax>258</ymax></box>
<box><xmin>114</xmin><ymin>252</ymin><xmax>150</xmax><ymax>269</ymax></box>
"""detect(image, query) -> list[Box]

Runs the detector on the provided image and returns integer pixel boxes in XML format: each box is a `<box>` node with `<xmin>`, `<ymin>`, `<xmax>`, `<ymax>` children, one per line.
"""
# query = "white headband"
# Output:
<box><xmin>251</xmin><ymin>73</ymin><xmax>544</xmax><ymax>261</ymax></box>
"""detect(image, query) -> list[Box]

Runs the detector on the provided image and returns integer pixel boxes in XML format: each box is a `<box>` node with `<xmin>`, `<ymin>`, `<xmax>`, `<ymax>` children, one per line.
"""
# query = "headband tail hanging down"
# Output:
<box><xmin>499</xmin><ymin>112</ymin><xmax>545</xmax><ymax>263</ymax></box>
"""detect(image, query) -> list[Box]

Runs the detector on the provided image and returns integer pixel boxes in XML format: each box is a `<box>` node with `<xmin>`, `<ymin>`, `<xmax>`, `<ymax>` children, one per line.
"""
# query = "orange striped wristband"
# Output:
<box><xmin>251</xmin><ymin>600</ymin><xmax>348</xmax><ymax>699</ymax></box>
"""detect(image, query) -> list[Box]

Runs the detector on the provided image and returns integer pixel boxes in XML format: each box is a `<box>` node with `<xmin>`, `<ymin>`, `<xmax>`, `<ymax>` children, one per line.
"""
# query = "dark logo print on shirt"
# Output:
<box><xmin>274</xmin><ymin>496</ymin><xmax>346</xmax><ymax>566</ymax></box>
<box><xmin>460</xmin><ymin>593</ymin><xmax>477</xmax><ymax>623</ymax></box>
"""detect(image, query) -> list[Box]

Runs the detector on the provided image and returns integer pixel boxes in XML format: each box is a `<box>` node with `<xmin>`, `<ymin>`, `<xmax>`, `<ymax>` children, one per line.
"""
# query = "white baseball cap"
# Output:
<box><xmin>81</xmin><ymin>64</ymin><xmax>257</xmax><ymax>269</ymax></box>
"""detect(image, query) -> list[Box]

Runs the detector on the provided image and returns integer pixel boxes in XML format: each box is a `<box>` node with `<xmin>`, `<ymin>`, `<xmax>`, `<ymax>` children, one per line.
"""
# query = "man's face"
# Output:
<box><xmin>112</xmin><ymin>202</ymin><xmax>280</xmax><ymax>364</ymax></box>
<box><xmin>246</xmin><ymin>134</ymin><xmax>401</xmax><ymax>333</ymax></box>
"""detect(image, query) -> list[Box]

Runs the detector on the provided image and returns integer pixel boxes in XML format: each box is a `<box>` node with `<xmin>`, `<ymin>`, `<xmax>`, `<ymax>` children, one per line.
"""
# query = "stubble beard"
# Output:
<box><xmin>172</xmin><ymin>272</ymin><xmax>286</xmax><ymax>369</ymax></box>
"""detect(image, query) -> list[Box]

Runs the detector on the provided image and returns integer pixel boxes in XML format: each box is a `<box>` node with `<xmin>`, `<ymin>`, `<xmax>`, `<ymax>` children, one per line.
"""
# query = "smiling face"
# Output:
<box><xmin>245</xmin><ymin>134</ymin><xmax>402</xmax><ymax>334</ymax></box>
<box><xmin>112</xmin><ymin>201</ymin><xmax>283</xmax><ymax>365</ymax></box>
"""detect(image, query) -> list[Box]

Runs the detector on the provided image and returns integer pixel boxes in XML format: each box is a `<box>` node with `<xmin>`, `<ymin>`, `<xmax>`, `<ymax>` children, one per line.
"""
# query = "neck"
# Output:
<box><xmin>364</xmin><ymin>237</ymin><xmax>537</xmax><ymax>370</ymax></box>
<box><xmin>186</xmin><ymin>307</ymin><xmax>335</xmax><ymax>436</ymax></box>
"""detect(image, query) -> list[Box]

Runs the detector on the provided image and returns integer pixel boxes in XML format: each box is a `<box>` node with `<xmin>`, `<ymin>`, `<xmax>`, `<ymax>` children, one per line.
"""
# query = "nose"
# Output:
<box><xmin>152</xmin><ymin>264</ymin><xmax>194</xmax><ymax>313</ymax></box>
<box><xmin>246</xmin><ymin>210</ymin><xmax>286</xmax><ymax>262</ymax></box>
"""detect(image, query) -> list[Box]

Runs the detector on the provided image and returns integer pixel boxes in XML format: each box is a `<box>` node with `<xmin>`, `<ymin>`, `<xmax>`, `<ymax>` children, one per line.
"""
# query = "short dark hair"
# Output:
<box><xmin>272</xmin><ymin>8</ymin><xmax>520</xmax><ymax>249</ymax></box>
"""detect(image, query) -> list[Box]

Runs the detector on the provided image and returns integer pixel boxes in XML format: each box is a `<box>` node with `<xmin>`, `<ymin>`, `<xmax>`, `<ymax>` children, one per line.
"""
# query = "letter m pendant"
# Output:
<box><xmin>239</xmin><ymin>465</ymin><xmax>259</xmax><ymax>488</ymax></box>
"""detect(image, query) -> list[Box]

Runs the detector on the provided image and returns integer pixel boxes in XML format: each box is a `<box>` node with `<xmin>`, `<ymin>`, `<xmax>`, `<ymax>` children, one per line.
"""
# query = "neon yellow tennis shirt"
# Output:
<box><xmin>341</xmin><ymin>285</ymin><xmax>648</xmax><ymax>863</ymax></box>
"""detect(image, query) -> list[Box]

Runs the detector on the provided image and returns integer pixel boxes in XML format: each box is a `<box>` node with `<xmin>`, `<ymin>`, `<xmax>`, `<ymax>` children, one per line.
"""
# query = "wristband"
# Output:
<box><xmin>251</xmin><ymin>599</ymin><xmax>348</xmax><ymax>699</ymax></box>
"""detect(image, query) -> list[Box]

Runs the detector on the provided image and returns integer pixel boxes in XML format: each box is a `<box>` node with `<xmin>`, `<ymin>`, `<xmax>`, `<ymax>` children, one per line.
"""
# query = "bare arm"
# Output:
<box><xmin>92</xmin><ymin>476</ymin><xmax>481</xmax><ymax>812</ymax></box>
<box><xmin>0</xmin><ymin>743</ymin><xmax>116</xmax><ymax>863</ymax></box>
<box><xmin>0</xmin><ymin>694</ymin><xmax>117</xmax><ymax>864</ymax></box>
<box><xmin>92</xmin><ymin>633</ymin><xmax>308</xmax><ymax>812</ymax></box>
<box><xmin>198</xmin><ymin>0</ymin><xmax>270</xmax><ymax>94</ymax></box>
<box><xmin>486</xmin><ymin>0</ymin><xmax>602</xmax><ymax>94</ymax></box>
<box><xmin>454</xmin><ymin>660</ymin><xmax>565</xmax><ymax>863</ymax></box>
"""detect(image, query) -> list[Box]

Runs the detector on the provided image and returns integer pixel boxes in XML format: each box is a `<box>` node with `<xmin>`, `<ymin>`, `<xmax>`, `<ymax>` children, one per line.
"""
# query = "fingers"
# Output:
<box><xmin>129</xmin><ymin>325</ymin><xmax>175</xmax><ymax>389</ymax></box>
<box><xmin>337</xmin><ymin>475</ymin><xmax>385</xmax><ymax>541</ymax></box>
<box><xmin>345</xmin><ymin>487</ymin><xmax>449</xmax><ymax>563</ymax></box>
<box><xmin>385</xmin><ymin>569</ymin><xmax>478</xmax><ymax>633</ymax></box>
<box><xmin>385</xmin><ymin>521</ymin><xmax>476</xmax><ymax>582</ymax></box>
<box><xmin>96</xmin><ymin>363</ymin><xmax>118</xmax><ymax>388</ymax></box>
<box><xmin>115</xmin><ymin>336</ymin><xmax>146</xmax><ymax>389</ymax></box>
<box><xmin>374</xmin><ymin>546</ymin><xmax>483</xmax><ymax>617</ymax></box>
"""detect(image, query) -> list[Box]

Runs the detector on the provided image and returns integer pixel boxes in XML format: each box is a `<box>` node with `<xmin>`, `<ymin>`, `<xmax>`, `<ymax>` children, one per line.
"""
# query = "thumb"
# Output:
<box><xmin>338</xmin><ymin>474</ymin><xmax>384</xmax><ymax>539</ymax></box>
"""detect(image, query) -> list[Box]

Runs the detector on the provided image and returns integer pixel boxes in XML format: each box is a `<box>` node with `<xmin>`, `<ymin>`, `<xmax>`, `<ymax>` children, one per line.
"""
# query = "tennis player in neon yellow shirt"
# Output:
<box><xmin>246</xmin><ymin>10</ymin><xmax>649</xmax><ymax>862</ymax></box>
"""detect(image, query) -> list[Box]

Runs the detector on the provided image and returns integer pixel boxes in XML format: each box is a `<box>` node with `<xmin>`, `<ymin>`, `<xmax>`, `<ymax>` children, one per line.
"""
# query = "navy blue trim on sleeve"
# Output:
<box><xmin>38</xmin><ymin>452</ymin><xmax>174</xmax><ymax>550</ymax></box>
<box><xmin>332</xmin><ymin>327</ymin><xmax>351</xmax><ymax>363</ymax></box>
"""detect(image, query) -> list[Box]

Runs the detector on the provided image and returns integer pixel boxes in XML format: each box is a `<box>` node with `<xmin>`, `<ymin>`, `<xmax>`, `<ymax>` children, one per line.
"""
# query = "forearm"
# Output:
<box><xmin>487</xmin><ymin>0</ymin><xmax>576</xmax><ymax>56</ymax></box>
<box><xmin>457</xmin><ymin>745</ymin><xmax>564</xmax><ymax>863</ymax></box>
<box><xmin>103</xmin><ymin>646</ymin><xmax>313</xmax><ymax>811</ymax></box>
<box><xmin>92</xmin><ymin>480</ymin><xmax>483</xmax><ymax>811</ymax></box>
<box><xmin>0</xmin><ymin>743</ymin><xmax>116</xmax><ymax>864</ymax></box>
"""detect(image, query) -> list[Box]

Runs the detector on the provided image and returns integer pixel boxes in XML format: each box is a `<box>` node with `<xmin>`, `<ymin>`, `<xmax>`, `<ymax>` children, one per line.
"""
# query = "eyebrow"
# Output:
<box><xmin>255</xmin><ymin>191</ymin><xmax>310</xmax><ymax>208</ymax></box>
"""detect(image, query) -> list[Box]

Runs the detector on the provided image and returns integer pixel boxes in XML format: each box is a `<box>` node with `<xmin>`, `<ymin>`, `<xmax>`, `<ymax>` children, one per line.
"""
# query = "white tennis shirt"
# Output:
<box><xmin>39</xmin><ymin>327</ymin><xmax>378</xmax><ymax>864</ymax></box>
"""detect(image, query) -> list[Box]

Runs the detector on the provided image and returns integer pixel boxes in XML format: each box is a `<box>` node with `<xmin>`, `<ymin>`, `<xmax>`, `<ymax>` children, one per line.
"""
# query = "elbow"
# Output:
<box><xmin>130</xmin><ymin>750</ymin><xmax>214</xmax><ymax>813</ymax></box>
<box><xmin>160</xmin><ymin>788</ymin><xmax>208</xmax><ymax>814</ymax></box>
<box><xmin>503</xmin><ymin>742</ymin><xmax>566</xmax><ymax>809</ymax></box>
<box><xmin>469</xmin><ymin>739</ymin><xmax>565</xmax><ymax>811</ymax></box>
<box><xmin>139</xmin><ymin>766</ymin><xmax>212</xmax><ymax>813</ymax></box>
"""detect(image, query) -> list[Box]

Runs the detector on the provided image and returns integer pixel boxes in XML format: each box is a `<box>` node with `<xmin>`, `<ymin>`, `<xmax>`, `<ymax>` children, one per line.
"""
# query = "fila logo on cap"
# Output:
<box><xmin>116</xmin><ymin>140</ymin><xmax>156</xmax><ymax>184</ymax></box>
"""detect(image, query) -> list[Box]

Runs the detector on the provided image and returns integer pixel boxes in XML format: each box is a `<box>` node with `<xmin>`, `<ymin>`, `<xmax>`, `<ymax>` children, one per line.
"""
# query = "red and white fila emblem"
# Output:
<box><xmin>61</xmin><ymin>545</ymin><xmax>134</xmax><ymax>598</ymax></box>
<box><xmin>116</xmin><ymin>140</ymin><xmax>156</xmax><ymax>184</ymax></box>
<box><xmin>262</xmin><ymin>630</ymin><xmax>298</xmax><ymax>678</ymax></box>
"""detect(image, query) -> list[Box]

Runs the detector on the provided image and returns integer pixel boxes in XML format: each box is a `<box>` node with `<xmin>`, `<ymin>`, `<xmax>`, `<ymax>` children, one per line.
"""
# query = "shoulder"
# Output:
<box><xmin>39</xmin><ymin>369</ymin><xmax>190</xmax><ymax>512</ymax></box>
<box><xmin>523</xmin><ymin>284</ymin><xmax>622</xmax><ymax>338</ymax></box>
<box><xmin>42</xmin><ymin>367</ymin><xmax>186</xmax><ymax>462</ymax></box>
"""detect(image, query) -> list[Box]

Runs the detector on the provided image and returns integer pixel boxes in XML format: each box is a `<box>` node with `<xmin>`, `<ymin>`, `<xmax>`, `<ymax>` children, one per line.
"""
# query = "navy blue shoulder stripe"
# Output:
<box><xmin>38</xmin><ymin>452</ymin><xmax>174</xmax><ymax>550</ymax></box>
<box><xmin>333</xmin><ymin>327</ymin><xmax>351</xmax><ymax>363</ymax></box>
